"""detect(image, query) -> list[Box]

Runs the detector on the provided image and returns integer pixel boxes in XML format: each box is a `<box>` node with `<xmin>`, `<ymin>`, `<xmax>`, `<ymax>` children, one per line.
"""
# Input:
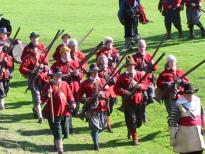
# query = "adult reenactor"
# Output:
<box><xmin>0</xmin><ymin>41</ymin><xmax>13</xmax><ymax>110</ymax></box>
<box><xmin>0</xmin><ymin>14</ymin><xmax>12</xmax><ymax>36</ymax></box>
<box><xmin>41</xmin><ymin>67</ymin><xmax>76</xmax><ymax>154</ymax></box>
<box><xmin>19</xmin><ymin>33</ymin><xmax>49</xmax><ymax>123</ymax></box>
<box><xmin>77</xmin><ymin>64</ymin><xmax>109</xmax><ymax>151</ymax></box>
<box><xmin>53</xmin><ymin>33</ymin><xmax>71</xmax><ymax>61</ymax></box>
<box><xmin>184</xmin><ymin>0</ymin><xmax>205</xmax><ymax>38</ymax></box>
<box><xmin>96</xmin><ymin>36</ymin><xmax>119</xmax><ymax>63</ymax></box>
<box><xmin>158</xmin><ymin>0</ymin><xmax>184</xmax><ymax>39</ymax></box>
<box><xmin>0</xmin><ymin>27</ymin><xmax>9</xmax><ymax>43</ymax></box>
<box><xmin>51</xmin><ymin>46</ymin><xmax>83</xmax><ymax>134</ymax></box>
<box><xmin>97</xmin><ymin>55</ymin><xmax>118</xmax><ymax>133</ymax></box>
<box><xmin>68</xmin><ymin>39</ymin><xmax>88</xmax><ymax>70</ymax></box>
<box><xmin>169</xmin><ymin>83</ymin><xmax>205</xmax><ymax>154</ymax></box>
<box><xmin>156</xmin><ymin>55</ymin><xmax>189</xmax><ymax>122</ymax></box>
<box><xmin>132</xmin><ymin>39</ymin><xmax>158</xmax><ymax>122</ymax></box>
<box><xmin>114</xmin><ymin>56</ymin><xmax>148</xmax><ymax>145</ymax></box>
<box><xmin>21</xmin><ymin>32</ymin><xmax>46</xmax><ymax>61</ymax></box>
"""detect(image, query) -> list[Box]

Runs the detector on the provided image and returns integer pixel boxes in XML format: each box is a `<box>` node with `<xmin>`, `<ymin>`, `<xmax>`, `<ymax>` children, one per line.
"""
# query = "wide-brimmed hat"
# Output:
<box><xmin>52</xmin><ymin>67</ymin><xmax>62</xmax><ymax>76</ymax></box>
<box><xmin>89</xmin><ymin>64</ymin><xmax>100</xmax><ymax>73</ymax></box>
<box><xmin>125</xmin><ymin>55</ymin><xmax>136</xmax><ymax>66</ymax></box>
<box><xmin>0</xmin><ymin>27</ymin><xmax>9</xmax><ymax>34</ymax></box>
<box><xmin>61</xmin><ymin>33</ymin><xmax>71</xmax><ymax>39</ymax></box>
<box><xmin>59</xmin><ymin>46</ymin><xmax>71</xmax><ymax>55</ymax></box>
<box><xmin>29</xmin><ymin>32</ymin><xmax>40</xmax><ymax>38</ymax></box>
<box><xmin>178</xmin><ymin>83</ymin><xmax>199</xmax><ymax>95</ymax></box>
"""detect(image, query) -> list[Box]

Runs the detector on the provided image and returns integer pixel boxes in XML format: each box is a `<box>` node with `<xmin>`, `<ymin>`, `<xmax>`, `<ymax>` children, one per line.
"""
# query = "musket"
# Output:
<box><xmin>79</xmin><ymin>41</ymin><xmax>103</xmax><ymax>66</ymax></box>
<box><xmin>200</xmin><ymin>8</ymin><xmax>205</xmax><ymax>13</ymax></box>
<box><xmin>150</xmin><ymin>35</ymin><xmax>166</xmax><ymax>61</ymax></box>
<box><xmin>78</xmin><ymin>28</ymin><xmax>94</xmax><ymax>46</ymax></box>
<box><xmin>49</xmin><ymin>80</ymin><xmax>55</xmax><ymax>124</ymax></box>
<box><xmin>24</xmin><ymin>29</ymin><xmax>64</xmax><ymax>93</ymax></box>
<box><xmin>117</xmin><ymin>53</ymin><xmax>166</xmax><ymax>112</ymax></box>
<box><xmin>156</xmin><ymin>59</ymin><xmax>205</xmax><ymax>103</ymax></box>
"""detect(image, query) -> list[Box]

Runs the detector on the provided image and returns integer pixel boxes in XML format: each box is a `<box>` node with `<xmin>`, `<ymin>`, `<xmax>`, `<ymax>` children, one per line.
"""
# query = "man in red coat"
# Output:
<box><xmin>68</xmin><ymin>39</ymin><xmax>88</xmax><ymax>70</ymax></box>
<box><xmin>41</xmin><ymin>67</ymin><xmax>76</xmax><ymax>154</ymax></box>
<box><xmin>114</xmin><ymin>55</ymin><xmax>148</xmax><ymax>145</ymax></box>
<box><xmin>51</xmin><ymin>46</ymin><xmax>84</xmax><ymax>134</ymax></box>
<box><xmin>132</xmin><ymin>39</ymin><xmax>158</xmax><ymax>122</ymax></box>
<box><xmin>97</xmin><ymin>54</ymin><xmax>119</xmax><ymax>133</ymax></box>
<box><xmin>53</xmin><ymin>33</ymin><xmax>71</xmax><ymax>61</ymax></box>
<box><xmin>19</xmin><ymin>37</ymin><xmax>49</xmax><ymax>123</ymax></box>
<box><xmin>158</xmin><ymin>0</ymin><xmax>184</xmax><ymax>39</ymax></box>
<box><xmin>0</xmin><ymin>41</ymin><xmax>13</xmax><ymax>110</ymax></box>
<box><xmin>21</xmin><ymin>32</ymin><xmax>46</xmax><ymax>61</ymax></box>
<box><xmin>156</xmin><ymin>55</ymin><xmax>189</xmax><ymax>122</ymax></box>
<box><xmin>77</xmin><ymin>64</ymin><xmax>109</xmax><ymax>151</ymax></box>
<box><xmin>96</xmin><ymin>36</ymin><xmax>119</xmax><ymax>63</ymax></box>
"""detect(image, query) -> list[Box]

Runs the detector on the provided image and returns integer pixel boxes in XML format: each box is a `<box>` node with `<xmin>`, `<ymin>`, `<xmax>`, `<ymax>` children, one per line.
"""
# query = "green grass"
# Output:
<box><xmin>0</xmin><ymin>0</ymin><xmax>205</xmax><ymax>153</ymax></box>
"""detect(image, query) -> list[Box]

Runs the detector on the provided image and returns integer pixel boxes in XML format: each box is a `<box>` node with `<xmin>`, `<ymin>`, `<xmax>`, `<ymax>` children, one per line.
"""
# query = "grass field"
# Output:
<box><xmin>0</xmin><ymin>0</ymin><xmax>205</xmax><ymax>154</ymax></box>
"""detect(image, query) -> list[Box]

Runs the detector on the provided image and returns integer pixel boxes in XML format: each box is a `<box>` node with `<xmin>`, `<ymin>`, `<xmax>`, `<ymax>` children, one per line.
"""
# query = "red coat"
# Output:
<box><xmin>21</xmin><ymin>43</ymin><xmax>46</xmax><ymax>61</ymax></box>
<box><xmin>156</xmin><ymin>68</ymin><xmax>189</xmax><ymax>99</ymax></box>
<box><xmin>96</xmin><ymin>46</ymin><xmax>119</xmax><ymax>61</ymax></box>
<box><xmin>72</xmin><ymin>50</ymin><xmax>88</xmax><ymax>69</ymax></box>
<box><xmin>114</xmin><ymin>72</ymin><xmax>148</xmax><ymax>105</ymax></box>
<box><xmin>41</xmin><ymin>80</ymin><xmax>75</xmax><ymax>118</ymax></box>
<box><xmin>132</xmin><ymin>52</ymin><xmax>157</xmax><ymax>84</ymax></box>
<box><xmin>159</xmin><ymin>0</ymin><xmax>183</xmax><ymax>11</ymax></box>
<box><xmin>51</xmin><ymin>60</ymin><xmax>83</xmax><ymax>97</ymax></box>
<box><xmin>184</xmin><ymin>0</ymin><xmax>202</xmax><ymax>8</ymax></box>
<box><xmin>98</xmin><ymin>67</ymin><xmax>119</xmax><ymax>98</ymax></box>
<box><xmin>53</xmin><ymin>43</ymin><xmax>65</xmax><ymax>61</ymax></box>
<box><xmin>0</xmin><ymin>52</ymin><xmax>13</xmax><ymax>80</ymax></box>
<box><xmin>77</xmin><ymin>78</ymin><xmax>109</xmax><ymax>112</ymax></box>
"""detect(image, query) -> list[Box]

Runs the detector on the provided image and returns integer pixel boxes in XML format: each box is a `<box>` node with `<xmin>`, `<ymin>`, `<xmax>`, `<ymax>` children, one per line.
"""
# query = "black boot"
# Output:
<box><xmin>196</xmin><ymin>22</ymin><xmax>205</xmax><ymax>38</ymax></box>
<box><xmin>188</xmin><ymin>25</ymin><xmax>194</xmax><ymax>39</ymax></box>
<box><xmin>165</xmin><ymin>32</ymin><xmax>172</xmax><ymax>40</ymax></box>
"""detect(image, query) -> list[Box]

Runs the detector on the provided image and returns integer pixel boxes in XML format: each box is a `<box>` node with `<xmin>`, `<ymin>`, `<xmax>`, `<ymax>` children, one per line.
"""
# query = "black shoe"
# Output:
<box><xmin>69</xmin><ymin>128</ymin><xmax>74</xmax><ymax>134</ymax></box>
<box><xmin>32</xmin><ymin>107</ymin><xmax>38</xmax><ymax>119</ymax></box>
<box><xmin>178</xmin><ymin>32</ymin><xmax>184</xmax><ymax>38</ymax></box>
<box><xmin>94</xmin><ymin>144</ymin><xmax>99</xmax><ymax>151</ymax></box>
<box><xmin>38</xmin><ymin>118</ymin><xmax>43</xmax><ymax>124</ymax></box>
<box><xmin>165</xmin><ymin>33</ymin><xmax>172</xmax><ymax>40</ymax></box>
<box><xmin>201</xmin><ymin>30</ymin><xmax>205</xmax><ymax>38</ymax></box>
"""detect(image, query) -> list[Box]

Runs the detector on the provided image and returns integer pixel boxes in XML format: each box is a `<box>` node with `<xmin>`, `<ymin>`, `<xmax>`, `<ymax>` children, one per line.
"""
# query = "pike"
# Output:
<box><xmin>24</xmin><ymin>29</ymin><xmax>64</xmax><ymax>93</ymax></box>
<box><xmin>117</xmin><ymin>53</ymin><xmax>166</xmax><ymax>112</ymax></box>
<box><xmin>78</xmin><ymin>28</ymin><xmax>94</xmax><ymax>46</ymax></box>
<box><xmin>200</xmin><ymin>8</ymin><xmax>205</xmax><ymax>14</ymax></box>
<box><xmin>49</xmin><ymin>79</ymin><xmax>55</xmax><ymax>124</ymax></box>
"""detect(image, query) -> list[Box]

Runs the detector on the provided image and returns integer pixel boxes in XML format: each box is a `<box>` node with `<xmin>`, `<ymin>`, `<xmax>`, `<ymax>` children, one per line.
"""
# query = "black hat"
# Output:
<box><xmin>52</xmin><ymin>67</ymin><xmax>62</xmax><ymax>76</ymax></box>
<box><xmin>61</xmin><ymin>33</ymin><xmax>71</xmax><ymax>39</ymax></box>
<box><xmin>29</xmin><ymin>32</ymin><xmax>40</xmax><ymax>38</ymax></box>
<box><xmin>89</xmin><ymin>64</ymin><xmax>100</xmax><ymax>72</ymax></box>
<box><xmin>179</xmin><ymin>83</ymin><xmax>199</xmax><ymax>94</ymax></box>
<box><xmin>0</xmin><ymin>27</ymin><xmax>8</xmax><ymax>34</ymax></box>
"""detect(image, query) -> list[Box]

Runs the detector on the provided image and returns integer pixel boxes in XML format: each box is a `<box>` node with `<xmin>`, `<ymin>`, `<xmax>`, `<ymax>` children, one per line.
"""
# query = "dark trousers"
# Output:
<box><xmin>107</xmin><ymin>98</ymin><xmax>116</xmax><ymax>115</ymax></box>
<box><xmin>124</xmin><ymin>14</ymin><xmax>138</xmax><ymax>38</ymax></box>
<box><xmin>48</xmin><ymin>116</ymin><xmax>70</xmax><ymax>140</ymax></box>
<box><xmin>164</xmin><ymin>9</ymin><xmax>182</xmax><ymax>33</ymax></box>
<box><xmin>124</xmin><ymin>103</ymin><xmax>143</xmax><ymax>129</ymax></box>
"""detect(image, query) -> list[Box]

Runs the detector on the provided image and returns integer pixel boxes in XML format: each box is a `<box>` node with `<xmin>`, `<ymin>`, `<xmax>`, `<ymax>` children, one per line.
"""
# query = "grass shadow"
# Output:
<box><xmin>17</xmin><ymin>129</ymin><xmax>51</xmax><ymax>136</ymax></box>
<box><xmin>0</xmin><ymin>113</ymin><xmax>34</xmax><ymax>123</ymax></box>
<box><xmin>9</xmin><ymin>80</ymin><xmax>28</xmax><ymax>88</ymax></box>
<box><xmin>6</xmin><ymin>101</ymin><xmax>31</xmax><ymax>109</ymax></box>
<box><xmin>139</xmin><ymin>131</ymin><xmax>161</xmax><ymax>142</ymax></box>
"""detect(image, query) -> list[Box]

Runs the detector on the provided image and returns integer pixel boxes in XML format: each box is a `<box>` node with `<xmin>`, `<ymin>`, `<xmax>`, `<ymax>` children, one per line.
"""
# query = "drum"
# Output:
<box><xmin>12</xmin><ymin>42</ymin><xmax>26</xmax><ymax>63</ymax></box>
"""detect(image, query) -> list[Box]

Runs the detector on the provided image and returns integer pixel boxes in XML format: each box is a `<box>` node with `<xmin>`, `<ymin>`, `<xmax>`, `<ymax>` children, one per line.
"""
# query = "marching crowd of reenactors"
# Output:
<box><xmin>0</xmin><ymin>0</ymin><xmax>205</xmax><ymax>153</ymax></box>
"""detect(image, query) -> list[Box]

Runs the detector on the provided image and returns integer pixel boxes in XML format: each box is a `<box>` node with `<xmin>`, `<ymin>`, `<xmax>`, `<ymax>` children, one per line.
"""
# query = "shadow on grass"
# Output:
<box><xmin>9</xmin><ymin>80</ymin><xmax>28</xmax><ymax>88</ymax></box>
<box><xmin>0</xmin><ymin>139</ymin><xmax>53</xmax><ymax>153</ymax></box>
<box><xmin>6</xmin><ymin>101</ymin><xmax>31</xmax><ymax>109</ymax></box>
<box><xmin>0</xmin><ymin>112</ymin><xmax>34</xmax><ymax>123</ymax></box>
<box><xmin>139</xmin><ymin>131</ymin><xmax>161</xmax><ymax>142</ymax></box>
<box><xmin>17</xmin><ymin>129</ymin><xmax>51</xmax><ymax>136</ymax></box>
<box><xmin>111</xmin><ymin>121</ymin><xmax>125</xmax><ymax>129</ymax></box>
<box><xmin>74</xmin><ymin>126</ymin><xmax>89</xmax><ymax>134</ymax></box>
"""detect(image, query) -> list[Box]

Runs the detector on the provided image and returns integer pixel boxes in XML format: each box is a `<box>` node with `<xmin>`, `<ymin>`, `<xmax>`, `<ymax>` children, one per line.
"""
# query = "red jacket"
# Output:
<box><xmin>184</xmin><ymin>0</ymin><xmax>202</xmax><ymax>8</ymax></box>
<box><xmin>158</xmin><ymin>0</ymin><xmax>183</xmax><ymax>11</ymax></box>
<box><xmin>156</xmin><ymin>68</ymin><xmax>189</xmax><ymax>99</ymax></box>
<box><xmin>41</xmin><ymin>80</ymin><xmax>75</xmax><ymax>118</ymax></box>
<box><xmin>77</xmin><ymin>78</ymin><xmax>109</xmax><ymax>112</ymax></box>
<box><xmin>96</xmin><ymin>46</ymin><xmax>119</xmax><ymax>61</ymax></box>
<box><xmin>114</xmin><ymin>72</ymin><xmax>148</xmax><ymax>105</ymax></box>
<box><xmin>0</xmin><ymin>52</ymin><xmax>13</xmax><ymax>80</ymax></box>
<box><xmin>98</xmin><ymin>67</ymin><xmax>119</xmax><ymax>98</ymax></box>
<box><xmin>21</xmin><ymin>43</ymin><xmax>46</xmax><ymax>61</ymax></box>
<box><xmin>132</xmin><ymin>52</ymin><xmax>158</xmax><ymax>84</ymax></box>
<box><xmin>51</xmin><ymin>60</ymin><xmax>83</xmax><ymax>97</ymax></box>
